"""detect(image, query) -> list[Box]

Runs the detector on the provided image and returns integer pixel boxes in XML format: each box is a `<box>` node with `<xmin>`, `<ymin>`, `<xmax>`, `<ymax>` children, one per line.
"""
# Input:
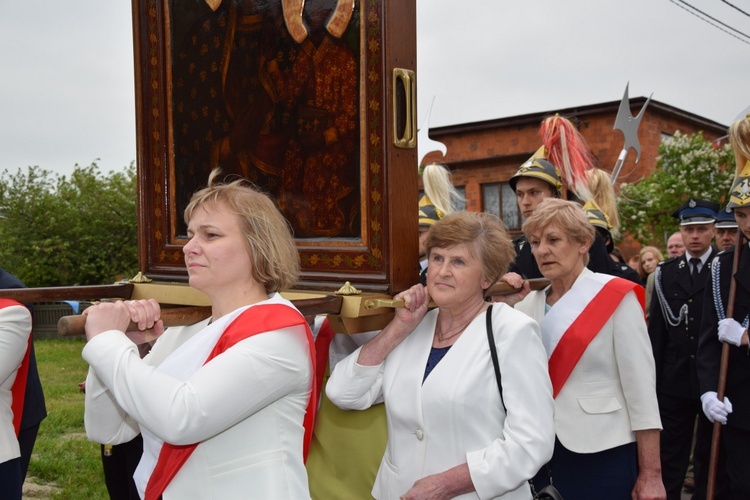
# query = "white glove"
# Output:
<box><xmin>718</xmin><ymin>318</ymin><xmax>746</xmax><ymax>346</ymax></box>
<box><xmin>701</xmin><ymin>391</ymin><xmax>733</xmax><ymax>424</ymax></box>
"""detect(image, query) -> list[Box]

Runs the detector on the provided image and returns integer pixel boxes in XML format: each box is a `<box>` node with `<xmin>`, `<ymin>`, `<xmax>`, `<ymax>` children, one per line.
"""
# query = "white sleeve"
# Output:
<box><xmin>84</xmin><ymin>364</ymin><xmax>141</xmax><ymax>444</ymax></box>
<box><xmin>613</xmin><ymin>291</ymin><xmax>662</xmax><ymax>431</ymax></box>
<box><xmin>0</xmin><ymin>305</ymin><xmax>32</xmax><ymax>384</ymax></box>
<box><xmin>325</xmin><ymin>345</ymin><xmax>385</xmax><ymax>410</ymax></box>
<box><xmin>83</xmin><ymin>322</ymin><xmax>210</xmax><ymax>444</ymax></box>
<box><xmin>82</xmin><ymin>325</ymin><xmax>311</xmax><ymax>445</ymax></box>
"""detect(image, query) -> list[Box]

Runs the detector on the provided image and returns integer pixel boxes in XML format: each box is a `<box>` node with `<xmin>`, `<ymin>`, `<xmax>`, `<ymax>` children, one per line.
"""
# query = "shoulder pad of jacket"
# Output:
<box><xmin>659</xmin><ymin>256</ymin><xmax>680</xmax><ymax>266</ymax></box>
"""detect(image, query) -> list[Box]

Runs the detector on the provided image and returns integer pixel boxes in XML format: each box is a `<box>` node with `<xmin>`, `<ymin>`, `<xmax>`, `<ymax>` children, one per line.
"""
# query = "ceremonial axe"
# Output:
<box><xmin>611</xmin><ymin>82</ymin><xmax>652</xmax><ymax>185</ymax></box>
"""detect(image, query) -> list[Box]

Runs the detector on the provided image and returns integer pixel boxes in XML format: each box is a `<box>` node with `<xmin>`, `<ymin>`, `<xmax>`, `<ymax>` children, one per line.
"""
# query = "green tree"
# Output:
<box><xmin>618</xmin><ymin>131</ymin><xmax>735</xmax><ymax>247</ymax></box>
<box><xmin>0</xmin><ymin>162</ymin><xmax>138</xmax><ymax>287</ymax></box>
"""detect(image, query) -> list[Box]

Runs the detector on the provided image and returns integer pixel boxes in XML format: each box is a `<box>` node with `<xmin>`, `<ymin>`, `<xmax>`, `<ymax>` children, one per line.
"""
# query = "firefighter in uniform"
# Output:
<box><xmin>507</xmin><ymin>143</ymin><xmax>613</xmax><ymax>279</ymax></box>
<box><xmin>697</xmin><ymin>119</ymin><xmax>750</xmax><ymax>497</ymax></box>
<box><xmin>649</xmin><ymin>198</ymin><xmax>724</xmax><ymax>499</ymax></box>
<box><xmin>715</xmin><ymin>204</ymin><xmax>739</xmax><ymax>251</ymax></box>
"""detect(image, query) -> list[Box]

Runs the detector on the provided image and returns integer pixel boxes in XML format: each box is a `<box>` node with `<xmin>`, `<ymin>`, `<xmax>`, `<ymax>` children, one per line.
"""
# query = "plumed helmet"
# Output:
<box><xmin>582</xmin><ymin>200</ymin><xmax>614</xmax><ymax>252</ymax></box>
<box><xmin>509</xmin><ymin>146</ymin><xmax>563</xmax><ymax>194</ymax></box>
<box><xmin>418</xmin><ymin>204</ymin><xmax>442</xmax><ymax>226</ymax></box>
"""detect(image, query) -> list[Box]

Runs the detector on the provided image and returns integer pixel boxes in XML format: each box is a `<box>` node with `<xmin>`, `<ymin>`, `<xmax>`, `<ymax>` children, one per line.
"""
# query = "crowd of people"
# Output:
<box><xmin>2</xmin><ymin>113</ymin><xmax>749</xmax><ymax>500</ymax></box>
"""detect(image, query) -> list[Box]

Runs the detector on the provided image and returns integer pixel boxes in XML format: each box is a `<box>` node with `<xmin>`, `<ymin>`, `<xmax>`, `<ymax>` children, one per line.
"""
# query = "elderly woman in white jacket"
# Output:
<box><xmin>507</xmin><ymin>198</ymin><xmax>664</xmax><ymax>500</ymax></box>
<box><xmin>327</xmin><ymin>211</ymin><xmax>555</xmax><ymax>499</ymax></box>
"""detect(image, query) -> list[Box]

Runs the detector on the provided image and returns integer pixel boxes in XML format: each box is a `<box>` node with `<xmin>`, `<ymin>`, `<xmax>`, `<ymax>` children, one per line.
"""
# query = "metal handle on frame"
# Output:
<box><xmin>393</xmin><ymin>68</ymin><xmax>416</xmax><ymax>148</ymax></box>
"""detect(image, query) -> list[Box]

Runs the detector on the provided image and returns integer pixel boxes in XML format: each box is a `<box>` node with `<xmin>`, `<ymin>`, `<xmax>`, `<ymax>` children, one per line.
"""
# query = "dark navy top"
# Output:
<box><xmin>423</xmin><ymin>345</ymin><xmax>451</xmax><ymax>382</ymax></box>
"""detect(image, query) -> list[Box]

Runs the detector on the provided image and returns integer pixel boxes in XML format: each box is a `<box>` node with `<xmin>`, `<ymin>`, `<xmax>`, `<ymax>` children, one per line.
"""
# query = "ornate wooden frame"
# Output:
<box><xmin>131</xmin><ymin>0</ymin><xmax>417</xmax><ymax>293</ymax></box>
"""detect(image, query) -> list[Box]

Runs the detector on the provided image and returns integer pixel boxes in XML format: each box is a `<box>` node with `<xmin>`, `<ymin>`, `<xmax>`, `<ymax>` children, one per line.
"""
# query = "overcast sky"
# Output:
<box><xmin>1</xmin><ymin>0</ymin><xmax>748</xmax><ymax>178</ymax></box>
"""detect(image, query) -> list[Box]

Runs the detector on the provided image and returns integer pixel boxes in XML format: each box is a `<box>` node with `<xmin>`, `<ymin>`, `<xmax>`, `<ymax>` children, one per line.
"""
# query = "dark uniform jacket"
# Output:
<box><xmin>649</xmin><ymin>250</ymin><xmax>716</xmax><ymax>400</ymax></box>
<box><xmin>606</xmin><ymin>260</ymin><xmax>643</xmax><ymax>286</ymax></box>
<box><xmin>697</xmin><ymin>245</ymin><xmax>750</xmax><ymax>430</ymax></box>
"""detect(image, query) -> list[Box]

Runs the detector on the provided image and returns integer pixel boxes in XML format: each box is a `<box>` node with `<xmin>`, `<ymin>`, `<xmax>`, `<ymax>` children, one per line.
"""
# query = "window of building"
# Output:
<box><xmin>453</xmin><ymin>186</ymin><xmax>466</xmax><ymax>211</ymax></box>
<box><xmin>482</xmin><ymin>182</ymin><xmax>521</xmax><ymax>230</ymax></box>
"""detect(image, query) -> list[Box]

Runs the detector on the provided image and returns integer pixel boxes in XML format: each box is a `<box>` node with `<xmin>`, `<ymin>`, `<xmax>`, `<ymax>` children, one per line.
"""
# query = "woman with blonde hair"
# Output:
<box><xmin>638</xmin><ymin>246</ymin><xmax>664</xmax><ymax>282</ymax></box>
<box><xmin>639</xmin><ymin>246</ymin><xmax>664</xmax><ymax>320</ymax></box>
<box><xmin>83</xmin><ymin>170</ymin><xmax>315</xmax><ymax>499</ymax></box>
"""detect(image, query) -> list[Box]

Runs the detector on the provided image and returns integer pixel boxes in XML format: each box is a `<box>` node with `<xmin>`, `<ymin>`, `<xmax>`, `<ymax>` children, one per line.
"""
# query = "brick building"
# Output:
<box><xmin>421</xmin><ymin>97</ymin><xmax>728</xmax><ymax>258</ymax></box>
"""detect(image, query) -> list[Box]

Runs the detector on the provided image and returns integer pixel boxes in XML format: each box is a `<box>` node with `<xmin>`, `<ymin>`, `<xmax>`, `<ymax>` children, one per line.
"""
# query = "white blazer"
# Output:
<box><xmin>514</xmin><ymin>268</ymin><xmax>662</xmax><ymax>454</ymax></box>
<box><xmin>326</xmin><ymin>303</ymin><xmax>555</xmax><ymax>500</ymax></box>
<box><xmin>84</xmin><ymin>294</ymin><xmax>312</xmax><ymax>499</ymax></box>
<box><xmin>0</xmin><ymin>304</ymin><xmax>32</xmax><ymax>464</ymax></box>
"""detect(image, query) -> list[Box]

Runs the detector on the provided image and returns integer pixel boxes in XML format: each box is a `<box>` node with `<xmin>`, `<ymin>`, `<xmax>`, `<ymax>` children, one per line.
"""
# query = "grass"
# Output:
<box><xmin>29</xmin><ymin>338</ymin><xmax>109</xmax><ymax>499</ymax></box>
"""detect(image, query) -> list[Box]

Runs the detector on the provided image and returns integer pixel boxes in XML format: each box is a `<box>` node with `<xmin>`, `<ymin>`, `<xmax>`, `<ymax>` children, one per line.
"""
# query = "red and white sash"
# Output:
<box><xmin>144</xmin><ymin>303</ymin><xmax>317</xmax><ymax>500</ymax></box>
<box><xmin>540</xmin><ymin>274</ymin><xmax>644</xmax><ymax>398</ymax></box>
<box><xmin>2</xmin><ymin>298</ymin><xmax>32</xmax><ymax>436</ymax></box>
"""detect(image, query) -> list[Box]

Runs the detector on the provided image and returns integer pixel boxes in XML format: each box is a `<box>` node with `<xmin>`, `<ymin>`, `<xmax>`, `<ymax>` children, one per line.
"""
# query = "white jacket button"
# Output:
<box><xmin>415</xmin><ymin>429</ymin><xmax>424</xmax><ymax>440</ymax></box>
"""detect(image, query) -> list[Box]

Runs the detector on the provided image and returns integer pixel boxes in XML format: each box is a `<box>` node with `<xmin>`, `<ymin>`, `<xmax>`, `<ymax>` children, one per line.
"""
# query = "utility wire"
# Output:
<box><xmin>668</xmin><ymin>0</ymin><xmax>750</xmax><ymax>45</ymax></box>
<box><xmin>677</xmin><ymin>0</ymin><xmax>750</xmax><ymax>39</ymax></box>
<box><xmin>721</xmin><ymin>0</ymin><xmax>750</xmax><ymax>19</ymax></box>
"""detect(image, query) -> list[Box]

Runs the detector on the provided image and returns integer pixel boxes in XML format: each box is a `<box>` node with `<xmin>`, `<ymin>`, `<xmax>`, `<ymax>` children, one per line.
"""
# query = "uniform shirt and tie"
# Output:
<box><xmin>688</xmin><ymin>250</ymin><xmax>711</xmax><ymax>285</ymax></box>
<box><xmin>650</xmin><ymin>247</ymin><xmax>715</xmax><ymax>401</ymax></box>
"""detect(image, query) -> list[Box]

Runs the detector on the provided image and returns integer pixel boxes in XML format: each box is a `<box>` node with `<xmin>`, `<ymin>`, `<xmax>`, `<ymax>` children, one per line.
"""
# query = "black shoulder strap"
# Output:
<box><xmin>486</xmin><ymin>304</ymin><xmax>506</xmax><ymax>413</ymax></box>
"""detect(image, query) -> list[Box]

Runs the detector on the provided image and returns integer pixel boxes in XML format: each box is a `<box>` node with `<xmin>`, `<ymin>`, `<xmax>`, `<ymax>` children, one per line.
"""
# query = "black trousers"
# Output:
<box><xmin>657</xmin><ymin>392</ymin><xmax>729</xmax><ymax>499</ymax></box>
<box><xmin>101</xmin><ymin>435</ymin><xmax>143</xmax><ymax>500</ymax></box>
<box><xmin>722</xmin><ymin>425</ymin><xmax>750</xmax><ymax>499</ymax></box>
<box><xmin>532</xmin><ymin>437</ymin><xmax>637</xmax><ymax>500</ymax></box>
<box><xmin>17</xmin><ymin>422</ymin><xmax>40</xmax><ymax>481</ymax></box>
<box><xmin>0</xmin><ymin>457</ymin><xmax>22</xmax><ymax>500</ymax></box>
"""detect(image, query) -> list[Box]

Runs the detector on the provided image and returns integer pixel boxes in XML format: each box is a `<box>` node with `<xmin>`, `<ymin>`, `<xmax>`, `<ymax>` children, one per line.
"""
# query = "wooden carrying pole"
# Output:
<box><xmin>54</xmin><ymin>279</ymin><xmax>548</xmax><ymax>336</ymax></box>
<box><xmin>364</xmin><ymin>278</ymin><xmax>550</xmax><ymax>310</ymax></box>
<box><xmin>57</xmin><ymin>295</ymin><xmax>344</xmax><ymax>337</ymax></box>
<box><xmin>58</xmin><ymin>306</ymin><xmax>212</xmax><ymax>338</ymax></box>
<box><xmin>707</xmin><ymin>234</ymin><xmax>745</xmax><ymax>500</ymax></box>
<box><xmin>0</xmin><ymin>283</ymin><xmax>134</xmax><ymax>303</ymax></box>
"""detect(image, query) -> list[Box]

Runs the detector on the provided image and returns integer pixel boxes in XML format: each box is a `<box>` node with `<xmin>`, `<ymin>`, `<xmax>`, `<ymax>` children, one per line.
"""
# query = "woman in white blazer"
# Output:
<box><xmin>83</xmin><ymin>170</ymin><xmax>315</xmax><ymax>500</ymax></box>
<box><xmin>509</xmin><ymin>199</ymin><xmax>664</xmax><ymax>500</ymax></box>
<box><xmin>327</xmin><ymin>211</ymin><xmax>555</xmax><ymax>499</ymax></box>
<box><xmin>0</xmin><ymin>300</ymin><xmax>33</xmax><ymax>499</ymax></box>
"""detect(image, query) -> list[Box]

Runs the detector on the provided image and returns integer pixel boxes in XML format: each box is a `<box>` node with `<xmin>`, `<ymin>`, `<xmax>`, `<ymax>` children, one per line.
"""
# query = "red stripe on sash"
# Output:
<box><xmin>548</xmin><ymin>278</ymin><xmax>643</xmax><ymax>398</ymax></box>
<box><xmin>2</xmin><ymin>298</ymin><xmax>31</xmax><ymax>436</ymax></box>
<box><xmin>144</xmin><ymin>303</ymin><xmax>317</xmax><ymax>500</ymax></box>
<box><xmin>313</xmin><ymin>317</ymin><xmax>335</xmax><ymax>400</ymax></box>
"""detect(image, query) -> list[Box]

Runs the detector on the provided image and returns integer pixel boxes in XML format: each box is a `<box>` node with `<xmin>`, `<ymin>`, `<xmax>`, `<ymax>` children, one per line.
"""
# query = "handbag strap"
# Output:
<box><xmin>485</xmin><ymin>304</ymin><xmax>507</xmax><ymax>413</ymax></box>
